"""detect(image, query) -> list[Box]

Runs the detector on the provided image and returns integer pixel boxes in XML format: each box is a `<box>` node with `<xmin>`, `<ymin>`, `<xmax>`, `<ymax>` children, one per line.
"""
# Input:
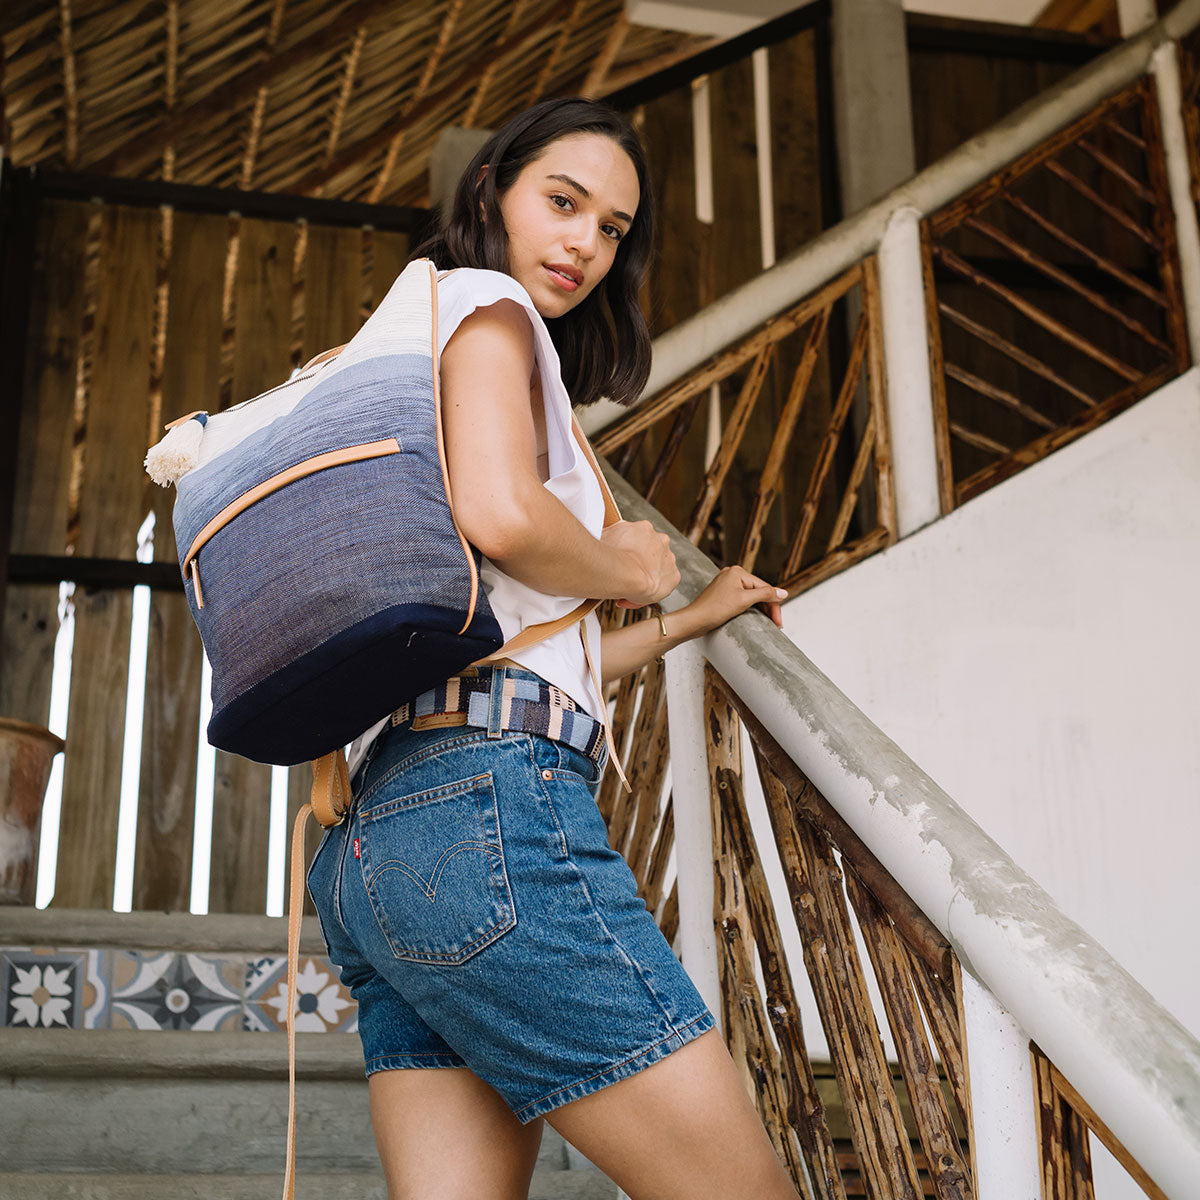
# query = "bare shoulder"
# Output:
<box><xmin>441</xmin><ymin>297</ymin><xmax>534</xmax><ymax>376</ymax></box>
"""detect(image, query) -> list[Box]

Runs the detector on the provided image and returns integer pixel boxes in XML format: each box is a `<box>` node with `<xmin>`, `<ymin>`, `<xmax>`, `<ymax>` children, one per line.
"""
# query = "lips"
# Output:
<box><xmin>545</xmin><ymin>263</ymin><xmax>582</xmax><ymax>291</ymax></box>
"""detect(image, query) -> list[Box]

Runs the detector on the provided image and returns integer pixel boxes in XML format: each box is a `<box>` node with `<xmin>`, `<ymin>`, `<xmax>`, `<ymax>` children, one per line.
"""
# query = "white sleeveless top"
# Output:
<box><xmin>346</xmin><ymin>268</ymin><xmax>607</xmax><ymax>778</ymax></box>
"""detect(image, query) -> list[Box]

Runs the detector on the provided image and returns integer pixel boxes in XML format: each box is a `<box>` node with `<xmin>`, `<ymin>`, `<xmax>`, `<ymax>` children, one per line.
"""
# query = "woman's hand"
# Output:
<box><xmin>670</xmin><ymin>565</ymin><xmax>788</xmax><ymax>636</ymax></box>
<box><xmin>600</xmin><ymin>520</ymin><xmax>680</xmax><ymax>607</ymax></box>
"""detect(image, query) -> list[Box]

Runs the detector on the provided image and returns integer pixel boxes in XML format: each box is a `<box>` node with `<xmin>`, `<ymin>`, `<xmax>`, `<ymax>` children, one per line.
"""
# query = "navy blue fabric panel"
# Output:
<box><xmin>206</xmin><ymin>603</ymin><xmax>504</xmax><ymax>765</ymax></box>
<box><xmin>174</xmin><ymin>352</ymin><xmax>434</xmax><ymax>556</ymax></box>
<box><xmin>183</xmin><ymin>450</ymin><xmax>497</xmax><ymax>709</ymax></box>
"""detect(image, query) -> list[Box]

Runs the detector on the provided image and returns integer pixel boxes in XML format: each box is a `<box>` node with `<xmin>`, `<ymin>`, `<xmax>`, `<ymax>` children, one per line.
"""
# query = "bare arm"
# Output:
<box><xmin>441</xmin><ymin>299</ymin><xmax>677</xmax><ymax>605</ymax></box>
<box><xmin>598</xmin><ymin>568</ymin><xmax>789</xmax><ymax>685</ymax></box>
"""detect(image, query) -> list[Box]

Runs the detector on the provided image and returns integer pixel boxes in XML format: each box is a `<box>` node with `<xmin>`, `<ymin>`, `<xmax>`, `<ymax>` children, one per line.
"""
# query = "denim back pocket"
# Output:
<box><xmin>358</xmin><ymin>770</ymin><xmax>515</xmax><ymax>965</ymax></box>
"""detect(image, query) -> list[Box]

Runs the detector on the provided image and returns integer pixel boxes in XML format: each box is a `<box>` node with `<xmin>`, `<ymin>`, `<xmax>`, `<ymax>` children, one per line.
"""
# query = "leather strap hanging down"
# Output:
<box><xmin>282</xmin><ymin>753</ymin><xmax>351</xmax><ymax>1200</ymax></box>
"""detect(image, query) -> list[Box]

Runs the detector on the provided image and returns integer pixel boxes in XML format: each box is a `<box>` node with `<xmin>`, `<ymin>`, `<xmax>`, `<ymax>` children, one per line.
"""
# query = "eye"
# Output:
<box><xmin>550</xmin><ymin>192</ymin><xmax>574</xmax><ymax>211</ymax></box>
<box><xmin>602</xmin><ymin>223</ymin><xmax>625</xmax><ymax>242</ymax></box>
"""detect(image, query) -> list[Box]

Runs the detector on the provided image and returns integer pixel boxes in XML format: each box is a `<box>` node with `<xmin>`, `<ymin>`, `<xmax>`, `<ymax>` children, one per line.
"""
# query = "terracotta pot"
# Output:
<box><xmin>0</xmin><ymin>718</ymin><xmax>65</xmax><ymax>905</ymax></box>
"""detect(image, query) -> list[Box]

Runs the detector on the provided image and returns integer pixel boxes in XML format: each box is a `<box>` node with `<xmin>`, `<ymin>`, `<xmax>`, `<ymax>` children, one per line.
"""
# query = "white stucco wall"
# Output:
<box><xmin>779</xmin><ymin>370</ymin><xmax>1200</xmax><ymax>1189</ymax></box>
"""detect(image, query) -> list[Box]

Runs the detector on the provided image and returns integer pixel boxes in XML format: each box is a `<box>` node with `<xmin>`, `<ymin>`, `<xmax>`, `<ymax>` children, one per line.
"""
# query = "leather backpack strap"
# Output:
<box><xmin>282</xmin><ymin>752</ymin><xmax>351</xmax><ymax>1199</ymax></box>
<box><xmin>473</xmin><ymin>598</ymin><xmax>600</xmax><ymax>664</ymax></box>
<box><xmin>474</xmin><ymin>415</ymin><xmax>621</xmax><ymax>665</ymax></box>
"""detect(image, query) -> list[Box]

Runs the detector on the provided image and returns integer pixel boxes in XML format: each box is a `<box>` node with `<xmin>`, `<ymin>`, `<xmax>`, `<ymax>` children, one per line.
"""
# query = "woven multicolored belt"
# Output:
<box><xmin>390</xmin><ymin>663</ymin><xmax>608</xmax><ymax>767</ymax></box>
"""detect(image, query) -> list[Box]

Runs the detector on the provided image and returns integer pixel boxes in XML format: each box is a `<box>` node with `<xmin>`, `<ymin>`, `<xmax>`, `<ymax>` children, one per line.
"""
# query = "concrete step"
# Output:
<box><xmin>0</xmin><ymin>1170</ymin><xmax>617</xmax><ymax>1199</ymax></box>
<box><xmin>0</xmin><ymin>1027</ymin><xmax>612</xmax><ymax>1193</ymax></box>
<box><xmin>0</xmin><ymin>910</ymin><xmax>617</xmax><ymax>1196</ymax></box>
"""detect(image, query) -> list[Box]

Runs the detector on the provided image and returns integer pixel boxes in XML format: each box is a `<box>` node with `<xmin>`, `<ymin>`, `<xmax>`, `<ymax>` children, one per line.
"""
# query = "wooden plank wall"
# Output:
<box><xmin>630</xmin><ymin>25</ymin><xmax>829</xmax><ymax>572</ymax></box>
<box><xmin>133</xmin><ymin>211</ymin><xmax>227</xmax><ymax>913</ymax></box>
<box><xmin>1</xmin><ymin>195</ymin><xmax>406</xmax><ymax>913</ymax></box>
<box><xmin>0</xmin><ymin>202</ymin><xmax>89</xmax><ymax>728</ymax></box>
<box><xmin>55</xmin><ymin>206</ymin><xmax>158</xmax><ymax>909</ymax></box>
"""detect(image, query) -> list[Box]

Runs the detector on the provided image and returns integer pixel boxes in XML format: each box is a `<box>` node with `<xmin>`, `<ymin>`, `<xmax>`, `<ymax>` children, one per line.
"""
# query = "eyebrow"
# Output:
<box><xmin>545</xmin><ymin>173</ymin><xmax>634</xmax><ymax>224</ymax></box>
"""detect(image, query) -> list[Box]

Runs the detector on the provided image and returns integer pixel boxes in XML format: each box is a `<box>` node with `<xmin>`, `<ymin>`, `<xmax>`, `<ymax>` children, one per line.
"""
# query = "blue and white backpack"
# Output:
<box><xmin>146</xmin><ymin>257</ymin><xmax>614</xmax><ymax>800</ymax></box>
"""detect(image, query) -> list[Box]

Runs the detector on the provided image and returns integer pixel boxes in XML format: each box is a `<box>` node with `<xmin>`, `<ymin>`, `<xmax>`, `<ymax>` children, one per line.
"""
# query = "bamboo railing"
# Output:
<box><xmin>924</xmin><ymin>75</ymin><xmax>1189</xmax><ymax>508</ymax></box>
<box><xmin>590</xmin><ymin>37</ymin><xmax>1198</xmax><ymax>584</ymax></box>
<box><xmin>697</xmin><ymin>654</ymin><xmax>1194</xmax><ymax>1200</ymax></box>
<box><xmin>598</xmin><ymin>445</ymin><xmax>1200</xmax><ymax>1196</ymax></box>
<box><xmin>593</xmin><ymin>261</ymin><xmax>895</xmax><ymax>600</ymax></box>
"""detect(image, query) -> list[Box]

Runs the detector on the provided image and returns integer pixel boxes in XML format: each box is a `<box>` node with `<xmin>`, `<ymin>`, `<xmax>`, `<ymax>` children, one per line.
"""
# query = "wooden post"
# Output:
<box><xmin>959</xmin><ymin>969</ymin><xmax>1041</xmax><ymax>1200</ymax></box>
<box><xmin>0</xmin><ymin>164</ymin><xmax>39</xmax><ymax>689</ymax></box>
<box><xmin>877</xmin><ymin>206</ymin><xmax>943</xmax><ymax>535</ymax></box>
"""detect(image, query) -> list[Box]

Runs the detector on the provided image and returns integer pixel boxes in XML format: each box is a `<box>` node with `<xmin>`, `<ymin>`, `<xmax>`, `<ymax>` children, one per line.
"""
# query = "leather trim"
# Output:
<box><xmin>300</xmin><ymin>343</ymin><xmax>347</xmax><ymax>372</ymax></box>
<box><xmin>164</xmin><ymin>410</ymin><xmax>205</xmax><ymax>430</ymax></box>
<box><xmin>182</xmin><ymin>438</ymin><xmax>400</xmax><ymax>574</ymax></box>
<box><xmin>570</xmin><ymin>413</ymin><xmax>622</xmax><ymax>528</ymax></box>
<box><xmin>428</xmin><ymin>260</ymin><xmax>483</xmax><ymax>637</ymax></box>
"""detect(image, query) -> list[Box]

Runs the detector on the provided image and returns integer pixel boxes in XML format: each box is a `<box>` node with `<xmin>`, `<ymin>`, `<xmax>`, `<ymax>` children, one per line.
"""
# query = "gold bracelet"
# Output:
<box><xmin>651</xmin><ymin>603</ymin><xmax>668</xmax><ymax>638</ymax></box>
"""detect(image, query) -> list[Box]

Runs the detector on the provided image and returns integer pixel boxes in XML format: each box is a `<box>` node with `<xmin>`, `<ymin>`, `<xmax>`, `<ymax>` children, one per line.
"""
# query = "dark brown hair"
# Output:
<box><xmin>411</xmin><ymin>97</ymin><xmax>654</xmax><ymax>408</ymax></box>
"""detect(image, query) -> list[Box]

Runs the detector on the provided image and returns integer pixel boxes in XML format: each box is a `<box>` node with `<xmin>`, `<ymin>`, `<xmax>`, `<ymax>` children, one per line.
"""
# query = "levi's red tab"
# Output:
<box><xmin>354</xmin><ymin>837</ymin><xmax>360</xmax><ymax>859</ymax></box>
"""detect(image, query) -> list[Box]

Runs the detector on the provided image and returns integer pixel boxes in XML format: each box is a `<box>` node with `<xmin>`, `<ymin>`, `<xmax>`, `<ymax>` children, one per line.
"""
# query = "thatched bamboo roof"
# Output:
<box><xmin>1</xmin><ymin>0</ymin><xmax>715</xmax><ymax>205</ymax></box>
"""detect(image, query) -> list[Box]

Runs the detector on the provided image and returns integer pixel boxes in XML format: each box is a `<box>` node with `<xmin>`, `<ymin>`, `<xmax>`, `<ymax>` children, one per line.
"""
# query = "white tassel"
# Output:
<box><xmin>145</xmin><ymin>413</ymin><xmax>207</xmax><ymax>487</ymax></box>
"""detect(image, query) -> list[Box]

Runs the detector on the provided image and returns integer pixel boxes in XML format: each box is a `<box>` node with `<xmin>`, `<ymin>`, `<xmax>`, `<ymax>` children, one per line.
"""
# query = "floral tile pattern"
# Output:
<box><xmin>244</xmin><ymin>956</ymin><xmax>357</xmax><ymax>1033</ymax></box>
<box><xmin>0</xmin><ymin>943</ymin><xmax>358</xmax><ymax>1033</ymax></box>
<box><xmin>2</xmin><ymin>950</ymin><xmax>85</xmax><ymax>1028</ymax></box>
<box><xmin>111</xmin><ymin>952</ymin><xmax>244</xmax><ymax>1031</ymax></box>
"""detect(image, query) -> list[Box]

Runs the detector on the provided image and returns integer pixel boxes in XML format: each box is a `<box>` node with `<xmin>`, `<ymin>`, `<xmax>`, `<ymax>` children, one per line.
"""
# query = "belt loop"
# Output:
<box><xmin>486</xmin><ymin>665</ymin><xmax>507</xmax><ymax>738</ymax></box>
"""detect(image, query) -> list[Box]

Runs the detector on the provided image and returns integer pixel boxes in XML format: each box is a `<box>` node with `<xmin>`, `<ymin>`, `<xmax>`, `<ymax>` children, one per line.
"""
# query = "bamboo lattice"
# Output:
<box><xmin>594</xmin><ymin>600</ymin><xmax>678</xmax><ymax>942</ymax></box>
<box><xmin>594</xmin><ymin>261</ymin><xmax>897</xmax><ymax>601</ymax></box>
<box><xmin>923</xmin><ymin>77</ymin><xmax>1189</xmax><ymax>511</ymax></box>
<box><xmin>1031</xmin><ymin>1044</ymin><xmax>1170</xmax><ymax>1200</ymax></box>
<box><xmin>703</xmin><ymin>666</ymin><xmax>974</xmax><ymax>1200</ymax></box>
<box><xmin>0</xmin><ymin>0</ymin><xmax>712</xmax><ymax>207</ymax></box>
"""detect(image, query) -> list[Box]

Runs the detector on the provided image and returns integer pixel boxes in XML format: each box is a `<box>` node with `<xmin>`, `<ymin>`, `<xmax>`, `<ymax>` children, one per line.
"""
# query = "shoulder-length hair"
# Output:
<box><xmin>411</xmin><ymin>97</ymin><xmax>654</xmax><ymax>409</ymax></box>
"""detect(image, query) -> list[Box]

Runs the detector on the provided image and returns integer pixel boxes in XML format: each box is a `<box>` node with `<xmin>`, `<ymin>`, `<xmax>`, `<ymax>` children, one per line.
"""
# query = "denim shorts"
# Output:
<box><xmin>305</xmin><ymin>672</ymin><xmax>715</xmax><ymax>1124</ymax></box>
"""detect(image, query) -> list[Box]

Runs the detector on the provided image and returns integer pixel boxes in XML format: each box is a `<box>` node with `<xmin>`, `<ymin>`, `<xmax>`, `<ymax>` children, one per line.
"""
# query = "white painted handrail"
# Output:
<box><xmin>604</xmin><ymin>463</ymin><xmax>1200</xmax><ymax>1195</ymax></box>
<box><xmin>581</xmin><ymin>0</ymin><xmax>1200</xmax><ymax>437</ymax></box>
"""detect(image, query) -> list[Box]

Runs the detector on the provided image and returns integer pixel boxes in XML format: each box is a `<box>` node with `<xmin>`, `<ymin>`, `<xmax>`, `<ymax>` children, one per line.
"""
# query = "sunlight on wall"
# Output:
<box><xmin>189</xmin><ymin>656</ymin><xmax>216</xmax><ymax>915</ymax></box>
<box><xmin>35</xmin><ymin>583</ymin><xmax>75</xmax><ymax>909</ymax></box>
<box><xmin>112</xmin><ymin>512</ymin><xmax>156</xmax><ymax>912</ymax></box>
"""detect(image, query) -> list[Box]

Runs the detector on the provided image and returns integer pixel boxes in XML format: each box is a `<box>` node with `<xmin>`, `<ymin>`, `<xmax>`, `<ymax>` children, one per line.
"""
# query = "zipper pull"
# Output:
<box><xmin>189</xmin><ymin>558</ymin><xmax>204</xmax><ymax>609</ymax></box>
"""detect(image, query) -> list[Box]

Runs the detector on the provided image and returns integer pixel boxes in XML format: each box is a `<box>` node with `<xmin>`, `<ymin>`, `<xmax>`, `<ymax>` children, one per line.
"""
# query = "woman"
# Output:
<box><xmin>307</xmin><ymin>97</ymin><xmax>800</xmax><ymax>1200</ymax></box>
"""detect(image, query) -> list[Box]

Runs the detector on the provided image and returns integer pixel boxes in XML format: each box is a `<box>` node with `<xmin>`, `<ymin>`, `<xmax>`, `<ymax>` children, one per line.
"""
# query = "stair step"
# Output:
<box><xmin>0</xmin><ymin>1170</ymin><xmax>617</xmax><ymax>1199</ymax></box>
<box><xmin>0</xmin><ymin>1029</ymin><xmax>602</xmax><ymax>1184</ymax></box>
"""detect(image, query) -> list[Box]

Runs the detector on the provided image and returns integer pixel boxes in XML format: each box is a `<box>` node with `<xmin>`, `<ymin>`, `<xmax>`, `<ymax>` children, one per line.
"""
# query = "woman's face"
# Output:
<box><xmin>497</xmin><ymin>132</ymin><xmax>640</xmax><ymax>319</ymax></box>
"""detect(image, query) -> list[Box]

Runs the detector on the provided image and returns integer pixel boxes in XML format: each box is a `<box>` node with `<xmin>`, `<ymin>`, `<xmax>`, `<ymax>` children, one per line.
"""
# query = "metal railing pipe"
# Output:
<box><xmin>602</xmin><ymin>461</ymin><xmax>1200</xmax><ymax>1195</ymax></box>
<box><xmin>582</xmin><ymin>0</ymin><xmax>1200</xmax><ymax>437</ymax></box>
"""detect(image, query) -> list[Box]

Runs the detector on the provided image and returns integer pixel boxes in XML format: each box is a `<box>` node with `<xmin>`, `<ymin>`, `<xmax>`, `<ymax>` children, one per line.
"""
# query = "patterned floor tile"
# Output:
<box><xmin>110</xmin><ymin>951</ymin><xmax>244</xmax><ymax>1031</ymax></box>
<box><xmin>1</xmin><ymin>948</ymin><xmax>87</xmax><ymax>1029</ymax></box>
<box><xmin>244</xmin><ymin>955</ymin><xmax>357</xmax><ymax>1033</ymax></box>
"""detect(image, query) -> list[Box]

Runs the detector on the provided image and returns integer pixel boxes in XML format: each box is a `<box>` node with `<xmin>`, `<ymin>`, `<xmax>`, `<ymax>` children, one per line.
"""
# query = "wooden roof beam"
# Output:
<box><xmin>324</xmin><ymin>24</ymin><xmax>367</xmax><ymax>165</ymax></box>
<box><xmin>164</xmin><ymin>0</ymin><xmax>178</xmax><ymax>178</ymax></box>
<box><xmin>58</xmin><ymin>0</ymin><xmax>78</xmax><ymax>166</ymax></box>
<box><xmin>581</xmin><ymin>12</ymin><xmax>630</xmax><ymax>98</ymax></box>
<box><xmin>366</xmin><ymin>0</ymin><xmax>464</xmax><ymax>202</ymax></box>
<box><xmin>531</xmin><ymin>0</ymin><xmax>589</xmax><ymax>100</ymax></box>
<box><xmin>461</xmin><ymin>0</ymin><xmax>529</xmax><ymax>129</ymax></box>
<box><xmin>239</xmin><ymin>0</ymin><xmax>288</xmax><ymax>189</ymax></box>
<box><xmin>83</xmin><ymin>0</ymin><xmax>403</xmax><ymax>178</ymax></box>
<box><xmin>297</xmin><ymin>0</ymin><xmax>576</xmax><ymax>197</ymax></box>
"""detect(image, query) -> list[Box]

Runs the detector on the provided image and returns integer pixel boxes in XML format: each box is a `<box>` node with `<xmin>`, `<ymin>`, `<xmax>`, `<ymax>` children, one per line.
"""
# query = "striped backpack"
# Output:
<box><xmin>146</xmin><ymin>257</ymin><xmax>620</xmax><ymax>810</ymax></box>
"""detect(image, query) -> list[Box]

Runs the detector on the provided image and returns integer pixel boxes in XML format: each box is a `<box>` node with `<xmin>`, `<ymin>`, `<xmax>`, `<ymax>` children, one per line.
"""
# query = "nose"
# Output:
<box><xmin>564</xmin><ymin>215</ymin><xmax>598</xmax><ymax>260</ymax></box>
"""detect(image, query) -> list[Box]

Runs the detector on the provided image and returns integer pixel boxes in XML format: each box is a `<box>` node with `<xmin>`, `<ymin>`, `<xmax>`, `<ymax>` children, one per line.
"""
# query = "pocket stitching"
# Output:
<box><xmin>368</xmin><ymin>840</ymin><xmax>504</xmax><ymax>902</ymax></box>
<box><xmin>360</xmin><ymin>771</ymin><xmax>516</xmax><ymax>964</ymax></box>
